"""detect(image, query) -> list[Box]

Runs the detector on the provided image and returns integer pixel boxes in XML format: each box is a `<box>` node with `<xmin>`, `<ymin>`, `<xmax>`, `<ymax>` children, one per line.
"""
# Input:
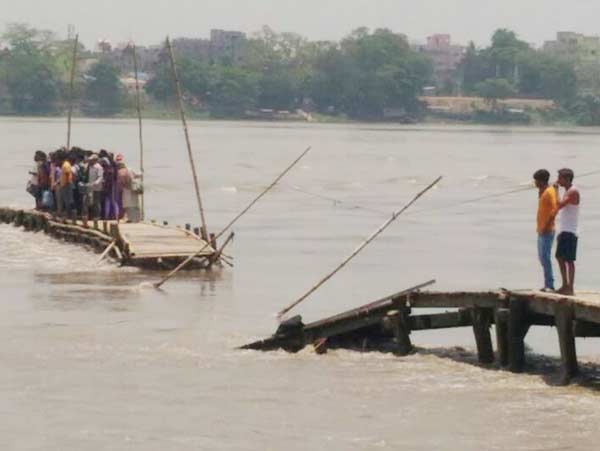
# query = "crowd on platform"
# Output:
<box><xmin>27</xmin><ymin>147</ymin><xmax>143</xmax><ymax>222</ymax></box>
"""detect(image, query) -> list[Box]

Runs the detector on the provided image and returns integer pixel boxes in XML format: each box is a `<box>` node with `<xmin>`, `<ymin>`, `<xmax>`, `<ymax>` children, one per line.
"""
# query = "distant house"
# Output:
<box><xmin>119</xmin><ymin>76</ymin><xmax>148</xmax><ymax>94</ymax></box>
<box><xmin>414</xmin><ymin>34</ymin><xmax>466</xmax><ymax>91</ymax></box>
<box><xmin>544</xmin><ymin>31</ymin><xmax>600</xmax><ymax>95</ymax></box>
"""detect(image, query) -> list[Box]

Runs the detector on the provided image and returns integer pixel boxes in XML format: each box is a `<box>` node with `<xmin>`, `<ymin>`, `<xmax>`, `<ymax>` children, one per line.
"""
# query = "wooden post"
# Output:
<box><xmin>387</xmin><ymin>309</ymin><xmax>412</xmax><ymax>356</ymax></box>
<box><xmin>165</xmin><ymin>36</ymin><xmax>210</xmax><ymax>238</ymax></box>
<box><xmin>471</xmin><ymin>307</ymin><xmax>494</xmax><ymax>364</ymax></box>
<box><xmin>555</xmin><ymin>304</ymin><xmax>578</xmax><ymax>385</ymax></box>
<box><xmin>66</xmin><ymin>34</ymin><xmax>79</xmax><ymax>150</ymax></box>
<box><xmin>102</xmin><ymin>221</ymin><xmax>108</xmax><ymax>235</ymax></box>
<box><xmin>93</xmin><ymin>219</ymin><xmax>98</xmax><ymax>230</ymax></box>
<box><xmin>494</xmin><ymin>308</ymin><xmax>510</xmax><ymax>367</ymax></box>
<box><xmin>131</xmin><ymin>43</ymin><xmax>145</xmax><ymax>221</ymax></box>
<box><xmin>109</xmin><ymin>224</ymin><xmax>118</xmax><ymax>239</ymax></box>
<box><xmin>508</xmin><ymin>298</ymin><xmax>527</xmax><ymax>373</ymax></box>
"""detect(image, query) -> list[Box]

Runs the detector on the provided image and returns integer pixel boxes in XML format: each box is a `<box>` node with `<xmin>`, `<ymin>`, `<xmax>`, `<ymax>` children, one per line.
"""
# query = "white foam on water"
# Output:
<box><xmin>0</xmin><ymin>224</ymin><xmax>113</xmax><ymax>273</ymax></box>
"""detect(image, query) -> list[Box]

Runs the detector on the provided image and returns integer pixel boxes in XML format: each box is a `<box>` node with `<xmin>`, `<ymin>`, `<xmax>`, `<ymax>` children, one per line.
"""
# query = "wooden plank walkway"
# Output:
<box><xmin>0</xmin><ymin>207</ymin><xmax>216</xmax><ymax>270</ymax></box>
<box><xmin>119</xmin><ymin>222</ymin><xmax>214</xmax><ymax>261</ymax></box>
<box><xmin>242</xmin><ymin>288</ymin><xmax>600</xmax><ymax>385</ymax></box>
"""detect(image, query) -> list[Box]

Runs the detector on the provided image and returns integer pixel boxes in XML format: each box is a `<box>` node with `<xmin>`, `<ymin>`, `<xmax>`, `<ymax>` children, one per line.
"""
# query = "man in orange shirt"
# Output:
<box><xmin>534</xmin><ymin>169</ymin><xmax>558</xmax><ymax>291</ymax></box>
<box><xmin>58</xmin><ymin>150</ymin><xmax>74</xmax><ymax>217</ymax></box>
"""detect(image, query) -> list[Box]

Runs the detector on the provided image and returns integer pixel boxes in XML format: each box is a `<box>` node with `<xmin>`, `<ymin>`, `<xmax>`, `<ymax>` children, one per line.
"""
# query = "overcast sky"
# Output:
<box><xmin>2</xmin><ymin>0</ymin><xmax>600</xmax><ymax>48</ymax></box>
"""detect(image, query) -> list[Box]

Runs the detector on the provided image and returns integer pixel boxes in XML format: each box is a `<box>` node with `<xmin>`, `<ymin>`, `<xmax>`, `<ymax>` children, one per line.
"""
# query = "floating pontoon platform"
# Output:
<box><xmin>0</xmin><ymin>207</ymin><xmax>217</xmax><ymax>270</ymax></box>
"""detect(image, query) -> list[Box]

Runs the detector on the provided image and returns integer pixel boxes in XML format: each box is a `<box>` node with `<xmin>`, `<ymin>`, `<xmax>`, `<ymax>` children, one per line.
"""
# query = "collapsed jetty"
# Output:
<box><xmin>0</xmin><ymin>207</ymin><xmax>227</xmax><ymax>270</ymax></box>
<box><xmin>242</xmin><ymin>284</ymin><xmax>600</xmax><ymax>385</ymax></box>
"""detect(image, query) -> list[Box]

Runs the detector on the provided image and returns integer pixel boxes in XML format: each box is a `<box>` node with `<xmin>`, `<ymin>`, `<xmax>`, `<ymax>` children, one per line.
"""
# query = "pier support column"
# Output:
<box><xmin>555</xmin><ymin>304</ymin><xmax>578</xmax><ymax>385</ymax></box>
<box><xmin>387</xmin><ymin>308</ymin><xmax>412</xmax><ymax>356</ymax></box>
<box><xmin>472</xmin><ymin>307</ymin><xmax>494</xmax><ymax>364</ymax></box>
<box><xmin>494</xmin><ymin>308</ymin><xmax>510</xmax><ymax>367</ymax></box>
<box><xmin>508</xmin><ymin>298</ymin><xmax>528</xmax><ymax>373</ymax></box>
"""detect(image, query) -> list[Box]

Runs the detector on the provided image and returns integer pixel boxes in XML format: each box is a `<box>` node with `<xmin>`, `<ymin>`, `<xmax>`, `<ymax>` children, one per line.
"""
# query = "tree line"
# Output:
<box><xmin>143</xmin><ymin>26</ymin><xmax>433</xmax><ymax>120</ymax></box>
<box><xmin>1</xmin><ymin>23</ymin><xmax>600</xmax><ymax>124</ymax></box>
<box><xmin>457</xmin><ymin>29</ymin><xmax>600</xmax><ymax>124</ymax></box>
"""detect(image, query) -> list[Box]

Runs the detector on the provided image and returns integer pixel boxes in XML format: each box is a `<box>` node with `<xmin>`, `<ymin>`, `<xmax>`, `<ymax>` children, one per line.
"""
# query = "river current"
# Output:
<box><xmin>2</xmin><ymin>118</ymin><xmax>600</xmax><ymax>450</ymax></box>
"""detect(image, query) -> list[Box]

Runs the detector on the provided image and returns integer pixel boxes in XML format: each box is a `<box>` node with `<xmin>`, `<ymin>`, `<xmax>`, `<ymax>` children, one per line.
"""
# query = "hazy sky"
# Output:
<box><xmin>2</xmin><ymin>0</ymin><xmax>600</xmax><ymax>48</ymax></box>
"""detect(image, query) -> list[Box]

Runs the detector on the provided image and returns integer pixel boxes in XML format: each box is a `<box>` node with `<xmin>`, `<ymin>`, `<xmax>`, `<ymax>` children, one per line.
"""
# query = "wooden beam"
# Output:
<box><xmin>574</xmin><ymin>320</ymin><xmax>600</xmax><ymax>337</ymax></box>
<box><xmin>409</xmin><ymin>291</ymin><xmax>505</xmax><ymax>309</ymax></box>
<box><xmin>410</xmin><ymin>310</ymin><xmax>472</xmax><ymax>330</ymax></box>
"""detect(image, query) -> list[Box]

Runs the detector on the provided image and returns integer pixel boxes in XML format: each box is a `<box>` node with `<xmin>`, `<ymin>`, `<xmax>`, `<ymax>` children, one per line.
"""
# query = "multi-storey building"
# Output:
<box><xmin>544</xmin><ymin>32</ymin><xmax>600</xmax><ymax>94</ymax></box>
<box><xmin>414</xmin><ymin>34</ymin><xmax>466</xmax><ymax>90</ymax></box>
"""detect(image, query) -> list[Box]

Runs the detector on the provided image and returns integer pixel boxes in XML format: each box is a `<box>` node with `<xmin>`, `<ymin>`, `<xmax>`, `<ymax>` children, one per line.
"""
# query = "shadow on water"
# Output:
<box><xmin>30</xmin><ymin>267</ymin><xmax>228</xmax><ymax>312</ymax></box>
<box><xmin>414</xmin><ymin>346</ymin><xmax>600</xmax><ymax>391</ymax></box>
<box><xmin>35</xmin><ymin>266</ymin><xmax>226</xmax><ymax>286</ymax></box>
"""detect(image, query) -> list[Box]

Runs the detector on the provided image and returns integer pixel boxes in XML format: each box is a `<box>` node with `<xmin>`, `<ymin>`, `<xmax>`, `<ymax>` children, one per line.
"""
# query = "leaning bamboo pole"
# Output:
<box><xmin>66</xmin><ymin>34</ymin><xmax>79</xmax><ymax>150</ymax></box>
<box><xmin>152</xmin><ymin>146</ymin><xmax>312</xmax><ymax>289</ymax></box>
<box><xmin>131</xmin><ymin>43</ymin><xmax>145</xmax><ymax>220</ymax></box>
<box><xmin>165</xmin><ymin>36</ymin><xmax>209</xmax><ymax>238</ymax></box>
<box><xmin>277</xmin><ymin>176</ymin><xmax>443</xmax><ymax>319</ymax></box>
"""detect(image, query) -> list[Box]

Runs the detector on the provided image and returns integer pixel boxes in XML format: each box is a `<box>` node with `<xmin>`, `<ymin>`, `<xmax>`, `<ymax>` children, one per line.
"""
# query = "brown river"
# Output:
<box><xmin>2</xmin><ymin>118</ymin><xmax>600</xmax><ymax>450</ymax></box>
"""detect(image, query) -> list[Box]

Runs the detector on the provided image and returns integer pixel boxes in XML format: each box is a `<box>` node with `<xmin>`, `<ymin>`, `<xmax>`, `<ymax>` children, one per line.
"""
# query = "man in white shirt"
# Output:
<box><xmin>87</xmin><ymin>154</ymin><xmax>104</xmax><ymax>219</ymax></box>
<box><xmin>555</xmin><ymin>168</ymin><xmax>580</xmax><ymax>295</ymax></box>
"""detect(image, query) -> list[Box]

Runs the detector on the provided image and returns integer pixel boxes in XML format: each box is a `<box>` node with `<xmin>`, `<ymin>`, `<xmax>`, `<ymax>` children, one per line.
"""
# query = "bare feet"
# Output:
<box><xmin>557</xmin><ymin>287</ymin><xmax>574</xmax><ymax>296</ymax></box>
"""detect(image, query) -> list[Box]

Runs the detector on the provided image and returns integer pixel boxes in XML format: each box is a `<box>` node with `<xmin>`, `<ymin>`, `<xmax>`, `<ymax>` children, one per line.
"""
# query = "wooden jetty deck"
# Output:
<box><xmin>0</xmin><ymin>207</ymin><xmax>217</xmax><ymax>270</ymax></box>
<box><xmin>242</xmin><ymin>287</ymin><xmax>600</xmax><ymax>385</ymax></box>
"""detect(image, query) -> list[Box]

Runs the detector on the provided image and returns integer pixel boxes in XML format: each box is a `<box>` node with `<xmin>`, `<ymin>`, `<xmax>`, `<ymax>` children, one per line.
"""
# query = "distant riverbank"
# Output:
<box><xmin>0</xmin><ymin>99</ymin><xmax>584</xmax><ymax>127</ymax></box>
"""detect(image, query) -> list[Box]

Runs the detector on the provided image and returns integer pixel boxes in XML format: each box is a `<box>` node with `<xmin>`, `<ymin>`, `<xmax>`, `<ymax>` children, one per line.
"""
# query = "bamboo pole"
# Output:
<box><xmin>152</xmin><ymin>146</ymin><xmax>312</xmax><ymax>289</ymax></box>
<box><xmin>277</xmin><ymin>176</ymin><xmax>443</xmax><ymax>320</ymax></box>
<box><xmin>66</xmin><ymin>34</ymin><xmax>79</xmax><ymax>150</ymax></box>
<box><xmin>132</xmin><ymin>43</ymin><xmax>146</xmax><ymax>221</ymax></box>
<box><xmin>165</xmin><ymin>36</ymin><xmax>209</xmax><ymax>237</ymax></box>
<box><xmin>96</xmin><ymin>240</ymin><xmax>117</xmax><ymax>265</ymax></box>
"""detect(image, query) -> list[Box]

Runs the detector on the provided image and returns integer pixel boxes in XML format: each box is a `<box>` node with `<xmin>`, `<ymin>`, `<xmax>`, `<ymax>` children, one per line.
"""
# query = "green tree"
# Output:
<box><xmin>567</xmin><ymin>95</ymin><xmax>600</xmax><ymax>125</ymax></box>
<box><xmin>145</xmin><ymin>56</ymin><xmax>211</xmax><ymax>107</ymax></box>
<box><xmin>489</xmin><ymin>29</ymin><xmax>529</xmax><ymax>79</ymax></box>
<box><xmin>242</xmin><ymin>26</ymin><xmax>316</xmax><ymax>110</ymax></box>
<box><xmin>459</xmin><ymin>42</ymin><xmax>493</xmax><ymax>94</ymax></box>
<box><xmin>311</xmin><ymin>28</ymin><xmax>432</xmax><ymax>119</ymax></box>
<box><xmin>475</xmin><ymin>78</ymin><xmax>517</xmax><ymax>109</ymax></box>
<box><xmin>83</xmin><ymin>61</ymin><xmax>123</xmax><ymax>116</ymax></box>
<box><xmin>0</xmin><ymin>23</ymin><xmax>61</xmax><ymax>113</ymax></box>
<box><xmin>518</xmin><ymin>52</ymin><xmax>576</xmax><ymax>102</ymax></box>
<box><xmin>207</xmin><ymin>66</ymin><xmax>259</xmax><ymax>117</ymax></box>
<box><xmin>309</xmin><ymin>45</ymin><xmax>349</xmax><ymax>113</ymax></box>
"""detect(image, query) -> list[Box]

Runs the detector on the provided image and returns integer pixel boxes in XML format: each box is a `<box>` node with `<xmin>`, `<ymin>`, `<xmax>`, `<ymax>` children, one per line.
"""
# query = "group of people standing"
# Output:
<box><xmin>535</xmin><ymin>168</ymin><xmax>580</xmax><ymax>295</ymax></box>
<box><xmin>28</xmin><ymin>147</ymin><xmax>142</xmax><ymax>222</ymax></box>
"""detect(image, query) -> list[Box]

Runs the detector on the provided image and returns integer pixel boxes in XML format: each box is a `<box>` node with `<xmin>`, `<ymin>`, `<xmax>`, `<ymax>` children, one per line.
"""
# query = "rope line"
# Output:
<box><xmin>284</xmin><ymin>167</ymin><xmax>600</xmax><ymax>218</ymax></box>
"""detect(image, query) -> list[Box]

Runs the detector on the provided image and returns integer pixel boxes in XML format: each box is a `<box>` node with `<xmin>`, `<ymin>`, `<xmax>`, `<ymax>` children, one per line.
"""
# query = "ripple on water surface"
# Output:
<box><xmin>0</xmin><ymin>224</ymin><xmax>117</xmax><ymax>273</ymax></box>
